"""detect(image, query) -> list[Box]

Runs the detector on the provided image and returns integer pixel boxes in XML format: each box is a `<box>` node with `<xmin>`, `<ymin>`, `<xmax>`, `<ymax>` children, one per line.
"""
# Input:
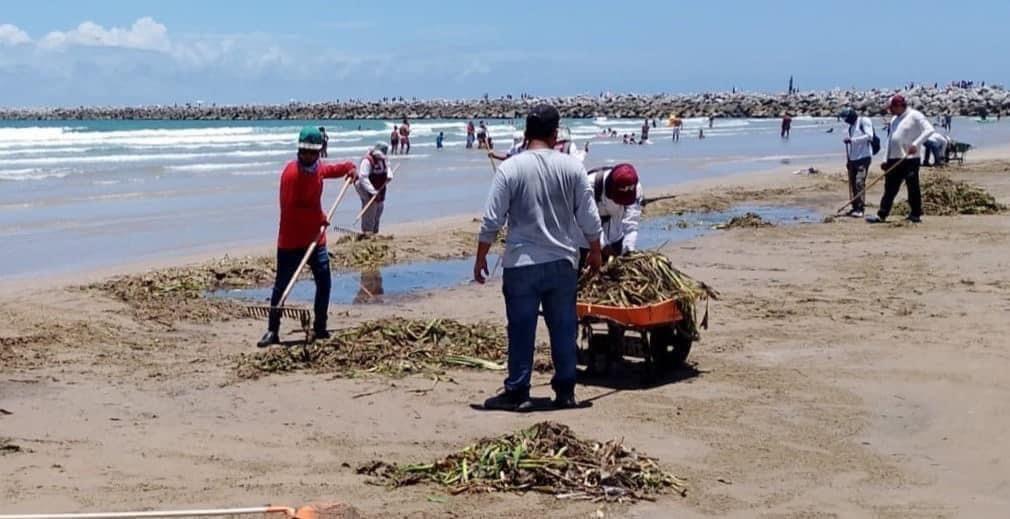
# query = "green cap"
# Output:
<box><xmin>297</xmin><ymin>126</ymin><xmax>325</xmax><ymax>150</ymax></box>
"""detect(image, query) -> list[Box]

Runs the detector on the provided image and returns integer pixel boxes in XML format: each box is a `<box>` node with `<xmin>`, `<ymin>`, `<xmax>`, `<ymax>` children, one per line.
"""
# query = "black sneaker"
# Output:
<box><xmin>553</xmin><ymin>393</ymin><xmax>579</xmax><ymax>410</ymax></box>
<box><xmin>865</xmin><ymin>215</ymin><xmax>886</xmax><ymax>224</ymax></box>
<box><xmin>314</xmin><ymin>329</ymin><xmax>331</xmax><ymax>340</ymax></box>
<box><xmin>256</xmin><ymin>331</ymin><xmax>280</xmax><ymax>348</ymax></box>
<box><xmin>905</xmin><ymin>216</ymin><xmax>922</xmax><ymax>223</ymax></box>
<box><xmin>483</xmin><ymin>391</ymin><xmax>532</xmax><ymax>412</ymax></box>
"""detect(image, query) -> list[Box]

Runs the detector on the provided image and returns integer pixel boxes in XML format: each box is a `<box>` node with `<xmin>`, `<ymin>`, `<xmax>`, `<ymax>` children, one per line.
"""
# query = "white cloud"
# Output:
<box><xmin>0</xmin><ymin>24</ymin><xmax>30</xmax><ymax>45</ymax></box>
<box><xmin>40</xmin><ymin>16</ymin><xmax>169</xmax><ymax>51</ymax></box>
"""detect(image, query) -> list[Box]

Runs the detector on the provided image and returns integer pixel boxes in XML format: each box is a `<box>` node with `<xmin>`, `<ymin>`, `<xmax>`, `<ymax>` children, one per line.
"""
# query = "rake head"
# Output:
<box><xmin>245</xmin><ymin>305</ymin><xmax>312</xmax><ymax>340</ymax></box>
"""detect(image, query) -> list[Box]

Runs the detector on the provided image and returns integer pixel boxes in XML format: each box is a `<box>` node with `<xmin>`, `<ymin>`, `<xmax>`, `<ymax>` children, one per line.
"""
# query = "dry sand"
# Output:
<box><xmin>3</xmin><ymin>155</ymin><xmax>1010</xmax><ymax>518</ymax></box>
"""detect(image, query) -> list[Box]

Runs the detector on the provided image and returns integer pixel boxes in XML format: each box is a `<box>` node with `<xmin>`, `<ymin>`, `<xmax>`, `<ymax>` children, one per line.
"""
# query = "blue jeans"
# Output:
<box><xmin>268</xmin><ymin>245</ymin><xmax>331</xmax><ymax>333</ymax></box>
<box><xmin>501</xmin><ymin>259</ymin><xmax>578</xmax><ymax>397</ymax></box>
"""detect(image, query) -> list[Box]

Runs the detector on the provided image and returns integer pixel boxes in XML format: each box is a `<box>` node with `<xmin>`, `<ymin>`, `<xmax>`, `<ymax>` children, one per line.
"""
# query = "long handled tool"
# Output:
<box><xmin>835</xmin><ymin>156</ymin><xmax>907</xmax><ymax>215</ymax></box>
<box><xmin>0</xmin><ymin>503</ymin><xmax>352</xmax><ymax>519</ymax></box>
<box><xmin>0</xmin><ymin>507</ymin><xmax>296</xmax><ymax>519</ymax></box>
<box><xmin>245</xmin><ymin>175</ymin><xmax>355</xmax><ymax>341</ymax></box>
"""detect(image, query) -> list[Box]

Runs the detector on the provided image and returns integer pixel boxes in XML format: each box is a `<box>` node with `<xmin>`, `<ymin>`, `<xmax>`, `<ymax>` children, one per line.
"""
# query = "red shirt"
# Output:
<box><xmin>277</xmin><ymin>160</ymin><xmax>355</xmax><ymax>249</ymax></box>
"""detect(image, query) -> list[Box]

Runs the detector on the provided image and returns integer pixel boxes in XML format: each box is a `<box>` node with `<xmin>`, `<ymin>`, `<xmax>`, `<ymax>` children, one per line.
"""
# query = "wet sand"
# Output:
<box><xmin>3</xmin><ymin>151</ymin><xmax>1010</xmax><ymax>517</ymax></box>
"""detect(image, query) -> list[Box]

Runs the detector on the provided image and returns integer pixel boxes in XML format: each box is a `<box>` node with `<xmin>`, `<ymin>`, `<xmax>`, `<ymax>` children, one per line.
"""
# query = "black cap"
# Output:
<box><xmin>525</xmin><ymin>104</ymin><xmax>560</xmax><ymax>140</ymax></box>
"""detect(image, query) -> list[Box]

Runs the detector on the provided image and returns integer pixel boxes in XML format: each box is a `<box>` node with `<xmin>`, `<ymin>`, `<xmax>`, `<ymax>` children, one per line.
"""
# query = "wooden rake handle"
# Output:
<box><xmin>835</xmin><ymin>156</ymin><xmax>907</xmax><ymax>215</ymax></box>
<box><xmin>276</xmin><ymin>175</ymin><xmax>354</xmax><ymax>307</ymax></box>
<box><xmin>353</xmin><ymin>163</ymin><xmax>400</xmax><ymax>225</ymax></box>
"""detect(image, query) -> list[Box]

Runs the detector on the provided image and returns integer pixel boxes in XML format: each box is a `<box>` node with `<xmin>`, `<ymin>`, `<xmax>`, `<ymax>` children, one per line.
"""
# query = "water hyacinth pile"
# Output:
<box><xmin>715</xmin><ymin>212</ymin><xmax>773</xmax><ymax>230</ymax></box>
<box><xmin>359</xmin><ymin>421</ymin><xmax>687</xmax><ymax>502</ymax></box>
<box><xmin>235</xmin><ymin>318</ymin><xmax>510</xmax><ymax>379</ymax></box>
<box><xmin>88</xmin><ymin>256</ymin><xmax>275</xmax><ymax>323</ymax></box>
<box><xmin>893</xmin><ymin>174</ymin><xmax>1005</xmax><ymax>216</ymax></box>
<box><xmin>578</xmin><ymin>252</ymin><xmax>718</xmax><ymax>336</ymax></box>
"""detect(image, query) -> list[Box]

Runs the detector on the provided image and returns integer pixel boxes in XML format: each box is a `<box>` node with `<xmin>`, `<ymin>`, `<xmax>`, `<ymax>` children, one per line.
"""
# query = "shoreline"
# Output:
<box><xmin>1</xmin><ymin>85</ymin><xmax>1007</xmax><ymax>120</ymax></box>
<box><xmin>0</xmin><ymin>153</ymin><xmax>847</xmax><ymax>296</ymax></box>
<box><xmin>9</xmin><ymin>141</ymin><xmax>1010</xmax><ymax>296</ymax></box>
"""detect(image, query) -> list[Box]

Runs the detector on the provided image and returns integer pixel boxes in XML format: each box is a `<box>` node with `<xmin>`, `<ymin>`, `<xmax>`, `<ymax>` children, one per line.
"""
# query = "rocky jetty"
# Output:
<box><xmin>1</xmin><ymin>86</ymin><xmax>1006</xmax><ymax>121</ymax></box>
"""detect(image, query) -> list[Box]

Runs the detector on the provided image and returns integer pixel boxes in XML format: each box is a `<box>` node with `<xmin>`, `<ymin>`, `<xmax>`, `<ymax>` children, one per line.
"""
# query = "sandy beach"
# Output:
<box><xmin>3</xmin><ymin>139</ymin><xmax>1010</xmax><ymax>518</ymax></box>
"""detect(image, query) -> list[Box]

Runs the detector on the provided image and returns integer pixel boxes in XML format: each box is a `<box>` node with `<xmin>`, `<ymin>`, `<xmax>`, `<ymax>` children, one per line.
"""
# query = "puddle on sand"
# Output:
<box><xmin>210</xmin><ymin>205</ymin><xmax>820</xmax><ymax>305</ymax></box>
<box><xmin>209</xmin><ymin>256</ymin><xmax>493</xmax><ymax>306</ymax></box>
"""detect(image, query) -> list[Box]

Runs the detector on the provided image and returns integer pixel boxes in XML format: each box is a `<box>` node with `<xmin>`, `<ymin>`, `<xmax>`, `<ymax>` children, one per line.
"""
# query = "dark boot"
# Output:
<box><xmin>257</xmin><ymin>331</ymin><xmax>280</xmax><ymax>348</ymax></box>
<box><xmin>483</xmin><ymin>390</ymin><xmax>532</xmax><ymax>412</ymax></box>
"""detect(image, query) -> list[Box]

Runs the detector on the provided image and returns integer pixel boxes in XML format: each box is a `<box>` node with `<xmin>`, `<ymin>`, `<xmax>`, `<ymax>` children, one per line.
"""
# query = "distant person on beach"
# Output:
<box><xmin>318</xmin><ymin>127</ymin><xmax>329</xmax><ymax>158</ymax></box>
<box><xmin>473</xmin><ymin>103</ymin><xmax>603</xmax><ymax>411</ymax></box>
<box><xmin>582</xmin><ymin>163</ymin><xmax>642</xmax><ymax>265</ymax></box>
<box><xmin>622</xmin><ymin>134</ymin><xmax>630</xmax><ymax>144</ymax></box>
<box><xmin>356</xmin><ymin>143</ymin><xmax>393</xmax><ymax>234</ymax></box>
<box><xmin>640</xmin><ymin>119</ymin><xmax>650</xmax><ymax>143</ymax></box>
<box><xmin>923</xmin><ymin>133</ymin><xmax>948</xmax><ymax>167</ymax></box>
<box><xmin>390</xmin><ymin>126</ymin><xmax>400</xmax><ymax>155</ymax></box>
<box><xmin>477</xmin><ymin>121</ymin><xmax>489</xmax><ymax>149</ymax></box>
<box><xmin>436</xmin><ymin>131</ymin><xmax>444</xmax><ymax>149</ymax></box>
<box><xmin>840</xmin><ymin>108</ymin><xmax>876</xmax><ymax>218</ymax></box>
<box><xmin>698</xmin><ymin>128</ymin><xmax>705</xmax><ymax>139</ymax></box>
<box><xmin>466</xmin><ymin>120</ymin><xmax>476</xmax><ymax>149</ymax></box>
<box><xmin>257</xmin><ymin>126</ymin><xmax>356</xmax><ymax>348</ymax></box>
<box><xmin>866</xmin><ymin>95</ymin><xmax>936</xmax><ymax>224</ymax></box>
<box><xmin>709</xmin><ymin>116</ymin><xmax>715</xmax><ymax>129</ymax></box>
<box><xmin>399</xmin><ymin>118</ymin><xmax>411</xmax><ymax>154</ymax></box>
<box><xmin>781</xmin><ymin>114</ymin><xmax>792</xmax><ymax>138</ymax></box>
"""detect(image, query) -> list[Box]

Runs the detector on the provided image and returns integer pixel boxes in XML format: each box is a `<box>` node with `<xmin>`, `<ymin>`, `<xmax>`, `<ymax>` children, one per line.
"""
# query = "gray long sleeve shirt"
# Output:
<box><xmin>479</xmin><ymin>148</ymin><xmax>603</xmax><ymax>269</ymax></box>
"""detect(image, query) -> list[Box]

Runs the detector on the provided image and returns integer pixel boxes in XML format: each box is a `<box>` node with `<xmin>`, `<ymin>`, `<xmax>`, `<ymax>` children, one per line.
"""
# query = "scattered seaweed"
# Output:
<box><xmin>893</xmin><ymin>174</ymin><xmax>1005</xmax><ymax>216</ymax></box>
<box><xmin>714</xmin><ymin>212</ymin><xmax>773</xmax><ymax>230</ymax></box>
<box><xmin>235</xmin><ymin>318</ymin><xmax>541</xmax><ymax>379</ymax></box>
<box><xmin>358</xmin><ymin>421</ymin><xmax>687</xmax><ymax>503</ymax></box>
<box><xmin>86</xmin><ymin>255</ymin><xmax>275</xmax><ymax>324</ymax></box>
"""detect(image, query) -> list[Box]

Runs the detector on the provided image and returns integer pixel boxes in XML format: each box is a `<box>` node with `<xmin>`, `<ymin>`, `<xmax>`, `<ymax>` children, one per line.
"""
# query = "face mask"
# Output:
<box><xmin>298</xmin><ymin>156</ymin><xmax>318</xmax><ymax>173</ymax></box>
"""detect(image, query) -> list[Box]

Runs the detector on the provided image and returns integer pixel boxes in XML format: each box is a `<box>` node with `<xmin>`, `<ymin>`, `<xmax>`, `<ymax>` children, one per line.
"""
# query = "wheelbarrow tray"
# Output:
<box><xmin>576</xmin><ymin>298</ymin><xmax>684</xmax><ymax>329</ymax></box>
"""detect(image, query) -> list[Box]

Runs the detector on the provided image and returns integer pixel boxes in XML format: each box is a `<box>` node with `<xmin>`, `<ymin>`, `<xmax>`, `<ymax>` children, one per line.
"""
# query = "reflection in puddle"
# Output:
<box><xmin>210</xmin><ymin>205</ymin><xmax>820</xmax><ymax>305</ymax></box>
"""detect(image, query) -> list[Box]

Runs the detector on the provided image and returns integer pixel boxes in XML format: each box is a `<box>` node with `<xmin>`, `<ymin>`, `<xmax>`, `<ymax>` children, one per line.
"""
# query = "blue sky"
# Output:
<box><xmin>1</xmin><ymin>0</ymin><xmax>1007</xmax><ymax>106</ymax></box>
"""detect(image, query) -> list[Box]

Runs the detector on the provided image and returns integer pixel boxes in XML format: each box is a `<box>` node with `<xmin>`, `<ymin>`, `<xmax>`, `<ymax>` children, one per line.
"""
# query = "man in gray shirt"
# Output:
<box><xmin>474</xmin><ymin>104</ymin><xmax>603</xmax><ymax>411</ymax></box>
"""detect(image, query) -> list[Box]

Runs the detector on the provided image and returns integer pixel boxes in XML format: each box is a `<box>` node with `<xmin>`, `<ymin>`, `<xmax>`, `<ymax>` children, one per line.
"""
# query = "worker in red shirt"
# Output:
<box><xmin>257</xmin><ymin>126</ymin><xmax>356</xmax><ymax>348</ymax></box>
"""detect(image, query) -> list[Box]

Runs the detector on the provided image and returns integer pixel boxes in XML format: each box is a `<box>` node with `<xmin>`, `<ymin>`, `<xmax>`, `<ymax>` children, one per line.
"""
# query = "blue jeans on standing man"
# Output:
<box><xmin>501</xmin><ymin>259</ymin><xmax>578</xmax><ymax>398</ymax></box>
<box><xmin>268</xmin><ymin>245</ymin><xmax>331</xmax><ymax>334</ymax></box>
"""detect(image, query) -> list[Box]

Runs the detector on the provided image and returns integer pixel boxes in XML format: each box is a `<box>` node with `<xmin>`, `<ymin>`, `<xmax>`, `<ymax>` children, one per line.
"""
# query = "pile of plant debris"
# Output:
<box><xmin>893</xmin><ymin>174</ymin><xmax>1005</xmax><ymax>216</ymax></box>
<box><xmin>578</xmin><ymin>251</ymin><xmax>718</xmax><ymax>336</ymax></box>
<box><xmin>714</xmin><ymin>212</ymin><xmax>773</xmax><ymax>230</ymax></box>
<box><xmin>87</xmin><ymin>255</ymin><xmax>275</xmax><ymax>324</ymax></box>
<box><xmin>330</xmin><ymin>235</ymin><xmax>396</xmax><ymax>269</ymax></box>
<box><xmin>358</xmin><ymin>421</ymin><xmax>687</xmax><ymax>503</ymax></box>
<box><xmin>235</xmin><ymin>318</ymin><xmax>530</xmax><ymax>379</ymax></box>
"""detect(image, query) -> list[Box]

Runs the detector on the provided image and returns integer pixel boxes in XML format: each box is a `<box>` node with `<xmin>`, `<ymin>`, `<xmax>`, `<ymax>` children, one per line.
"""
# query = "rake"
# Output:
<box><xmin>245</xmin><ymin>175</ymin><xmax>355</xmax><ymax>342</ymax></box>
<box><xmin>836</xmin><ymin>155</ymin><xmax>908</xmax><ymax>215</ymax></box>
<box><xmin>0</xmin><ymin>502</ymin><xmax>358</xmax><ymax>519</ymax></box>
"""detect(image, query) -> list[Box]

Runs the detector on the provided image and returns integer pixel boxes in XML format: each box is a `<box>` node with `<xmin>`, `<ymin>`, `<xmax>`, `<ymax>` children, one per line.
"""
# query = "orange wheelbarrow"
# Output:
<box><xmin>576</xmin><ymin>298</ymin><xmax>697</xmax><ymax>381</ymax></box>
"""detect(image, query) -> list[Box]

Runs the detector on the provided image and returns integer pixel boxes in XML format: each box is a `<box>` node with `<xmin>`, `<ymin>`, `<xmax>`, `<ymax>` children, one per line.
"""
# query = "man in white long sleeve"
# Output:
<box><xmin>867</xmin><ymin>95</ymin><xmax>936</xmax><ymax>224</ymax></box>
<box><xmin>474</xmin><ymin>104</ymin><xmax>603</xmax><ymax>412</ymax></box>
<box><xmin>840</xmin><ymin>108</ymin><xmax>876</xmax><ymax>217</ymax></box>
<box><xmin>355</xmin><ymin>143</ymin><xmax>392</xmax><ymax>234</ymax></box>
<box><xmin>581</xmin><ymin>163</ymin><xmax>642</xmax><ymax>265</ymax></box>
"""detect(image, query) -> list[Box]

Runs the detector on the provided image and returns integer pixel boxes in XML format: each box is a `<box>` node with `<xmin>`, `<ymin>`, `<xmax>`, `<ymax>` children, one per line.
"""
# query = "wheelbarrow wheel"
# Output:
<box><xmin>583</xmin><ymin>333</ymin><xmax>615</xmax><ymax>376</ymax></box>
<box><xmin>649</xmin><ymin>325</ymin><xmax>693</xmax><ymax>371</ymax></box>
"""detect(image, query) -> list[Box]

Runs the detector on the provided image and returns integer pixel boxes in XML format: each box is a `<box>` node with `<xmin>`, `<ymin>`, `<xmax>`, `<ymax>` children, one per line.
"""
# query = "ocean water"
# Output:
<box><xmin>1</xmin><ymin>116</ymin><xmax>1007</xmax><ymax>278</ymax></box>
